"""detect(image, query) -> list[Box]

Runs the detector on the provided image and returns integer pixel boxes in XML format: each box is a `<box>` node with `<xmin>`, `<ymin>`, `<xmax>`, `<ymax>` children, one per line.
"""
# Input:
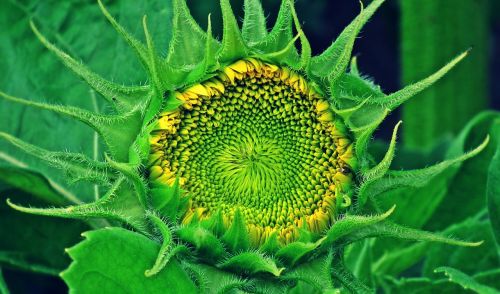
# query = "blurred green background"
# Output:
<box><xmin>0</xmin><ymin>0</ymin><xmax>499</xmax><ymax>292</ymax></box>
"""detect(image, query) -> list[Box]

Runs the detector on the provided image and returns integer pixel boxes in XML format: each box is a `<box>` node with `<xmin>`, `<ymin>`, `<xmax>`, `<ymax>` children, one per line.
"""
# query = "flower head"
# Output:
<box><xmin>0</xmin><ymin>0</ymin><xmax>486</xmax><ymax>291</ymax></box>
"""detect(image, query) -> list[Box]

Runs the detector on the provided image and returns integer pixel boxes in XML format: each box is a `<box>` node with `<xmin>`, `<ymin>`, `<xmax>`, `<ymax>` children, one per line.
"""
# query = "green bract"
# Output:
<box><xmin>0</xmin><ymin>0</ymin><xmax>490</xmax><ymax>292</ymax></box>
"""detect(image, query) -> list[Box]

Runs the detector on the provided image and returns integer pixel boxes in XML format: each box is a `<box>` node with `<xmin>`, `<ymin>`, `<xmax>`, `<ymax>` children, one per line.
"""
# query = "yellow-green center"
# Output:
<box><xmin>149</xmin><ymin>59</ymin><xmax>356</xmax><ymax>244</ymax></box>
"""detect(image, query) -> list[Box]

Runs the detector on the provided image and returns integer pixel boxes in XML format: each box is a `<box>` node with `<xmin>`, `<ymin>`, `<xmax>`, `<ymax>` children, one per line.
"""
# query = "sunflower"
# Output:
<box><xmin>0</xmin><ymin>0</ymin><xmax>488</xmax><ymax>292</ymax></box>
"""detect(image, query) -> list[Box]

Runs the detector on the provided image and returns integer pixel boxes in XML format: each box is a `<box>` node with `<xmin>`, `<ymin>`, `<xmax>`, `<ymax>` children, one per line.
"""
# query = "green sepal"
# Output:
<box><xmin>0</xmin><ymin>268</ymin><xmax>8</xmax><ymax>294</ymax></box>
<box><xmin>325</xmin><ymin>3</ymin><xmax>364</xmax><ymax>84</ymax></box>
<box><xmin>6</xmin><ymin>177</ymin><xmax>148</xmax><ymax>234</ymax></box>
<box><xmin>0</xmin><ymin>91</ymin><xmax>142</xmax><ymax>162</ymax></box>
<box><xmin>333</xmin><ymin>73</ymin><xmax>384</xmax><ymax>105</ymax></box>
<box><xmin>167</xmin><ymin>0</ymin><xmax>219</xmax><ymax>67</ymax></box>
<box><xmin>200</xmin><ymin>209</ymin><xmax>226</xmax><ymax>237</ymax></box>
<box><xmin>289</xmin><ymin>0</ymin><xmax>311</xmax><ymax>71</ymax></box>
<box><xmin>358</xmin><ymin>135</ymin><xmax>489</xmax><ymax>206</ymax></box>
<box><xmin>363</xmin><ymin>121</ymin><xmax>402</xmax><ymax>179</ymax></box>
<box><xmin>253</xmin><ymin>0</ymin><xmax>296</xmax><ymax>62</ymax></box>
<box><xmin>0</xmin><ymin>132</ymin><xmax>109</xmax><ymax>185</ymax></box>
<box><xmin>310</xmin><ymin>0</ymin><xmax>386</xmax><ymax>77</ymax></box>
<box><xmin>320</xmin><ymin>206</ymin><xmax>395</xmax><ymax>251</ymax></box>
<box><xmin>97</xmin><ymin>0</ymin><xmax>150</xmax><ymax>72</ymax></box>
<box><xmin>162</xmin><ymin>91</ymin><xmax>183</xmax><ymax>113</ymax></box>
<box><xmin>221</xmin><ymin>209</ymin><xmax>250</xmax><ymax>253</ymax></box>
<box><xmin>217</xmin><ymin>0</ymin><xmax>249</xmax><ymax>62</ymax></box>
<box><xmin>217</xmin><ymin>252</ymin><xmax>285</xmax><ymax>277</ymax></box>
<box><xmin>150</xmin><ymin>178</ymin><xmax>186</xmax><ymax>221</ymax></box>
<box><xmin>184</xmin><ymin>15</ymin><xmax>219</xmax><ymax>85</ymax></box>
<box><xmin>105</xmin><ymin>154</ymin><xmax>148</xmax><ymax>208</ymax></box>
<box><xmin>128</xmin><ymin>130</ymin><xmax>151</xmax><ymax>166</ymax></box>
<box><xmin>242</xmin><ymin>0</ymin><xmax>267</xmax><ymax>45</ymax></box>
<box><xmin>275</xmin><ymin>240</ymin><xmax>322</xmax><ymax>267</ymax></box>
<box><xmin>374</xmin><ymin>50</ymin><xmax>469</xmax><ymax>111</ymax></box>
<box><xmin>344</xmin><ymin>221</ymin><xmax>483</xmax><ymax>247</ymax></box>
<box><xmin>281</xmin><ymin>251</ymin><xmax>336</xmax><ymax>292</ymax></box>
<box><xmin>296</xmin><ymin>220</ymin><xmax>315</xmax><ymax>243</ymax></box>
<box><xmin>142</xmin><ymin>16</ymin><xmax>167</xmax><ymax>93</ymax></box>
<box><xmin>145</xmin><ymin>214</ymin><xmax>189</xmax><ymax>277</ymax></box>
<box><xmin>29</xmin><ymin>20</ymin><xmax>151</xmax><ymax>112</ymax></box>
<box><xmin>260</xmin><ymin>231</ymin><xmax>282</xmax><ymax>255</ymax></box>
<box><xmin>176</xmin><ymin>225</ymin><xmax>225</xmax><ymax>262</ymax></box>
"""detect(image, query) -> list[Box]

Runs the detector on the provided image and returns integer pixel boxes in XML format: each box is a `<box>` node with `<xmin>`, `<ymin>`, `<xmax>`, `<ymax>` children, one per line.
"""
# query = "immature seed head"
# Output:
<box><xmin>149</xmin><ymin>58</ymin><xmax>356</xmax><ymax>245</ymax></box>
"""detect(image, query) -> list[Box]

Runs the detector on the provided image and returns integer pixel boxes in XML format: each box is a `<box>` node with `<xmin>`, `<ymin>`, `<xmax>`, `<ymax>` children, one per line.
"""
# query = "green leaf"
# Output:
<box><xmin>423</xmin><ymin>217</ymin><xmax>499</xmax><ymax>278</ymax></box>
<box><xmin>487</xmin><ymin>122</ymin><xmax>500</xmax><ymax>252</ymax></box>
<box><xmin>425</xmin><ymin>112</ymin><xmax>500</xmax><ymax>231</ymax></box>
<box><xmin>360</xmin><ymin>135</ymin><xmax>489</xmax><ymax>226</ymax></box>
<box><xmin>62</xmin><ymin>227</ymin><xmax>197</xmax><ymax>293</ymax></box>
<box><xmin>0</xmin><ymin>188</ymin><xmax>88</xmax><ymax>276</ymax></box>
<box><xmin>0</xmin><ymin>268</ymin><xmax>9</xmax><ymax>294</ymax></box>
<box><xmin>0</xmin><ymin>0</ymin><xmax>171</xmax><ymax>202</ymax></box>
<box><xmin>0</xmin><ymin>166</ymin><xmax>74</xmax><ymax>205</ymax></box>
<box><xmin>434</xmin><ymin>267</ymin><xmax>499</xmax><ymax>294</ymax></box>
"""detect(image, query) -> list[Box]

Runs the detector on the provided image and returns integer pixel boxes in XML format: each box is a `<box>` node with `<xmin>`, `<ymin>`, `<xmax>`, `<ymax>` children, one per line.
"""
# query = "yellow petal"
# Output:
<box><xmin>229</xmin><ymin>59</ymin><xmax>249</xmax><ymax>73</ymax></box>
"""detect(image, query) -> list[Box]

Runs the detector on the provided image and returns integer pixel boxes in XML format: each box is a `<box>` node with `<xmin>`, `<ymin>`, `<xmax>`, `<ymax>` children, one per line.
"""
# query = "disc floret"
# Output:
<box><xmin>149</xmin><ymin>58</ymin><xmax>356</xmax><ymax>245</ymax></box>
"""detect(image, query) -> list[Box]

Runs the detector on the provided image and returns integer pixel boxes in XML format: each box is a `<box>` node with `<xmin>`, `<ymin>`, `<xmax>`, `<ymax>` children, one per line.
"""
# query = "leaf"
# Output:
<box><xmin>0</xmin><ymin>268</ymin><xmax>9</xmax><ymax>294</ymax></box>
<box><xmin>344</xmin><ymin>239</ymin><xmax>375</xmax><ymax>288</ymax></box>
<box><xmin>0</xmin><ymin>0</ymin><xmax>171</xmax><ymax>202</ymax></box>
<box><xmin>61</xmin><ymin>227</ymin><xmax>197</xmax><ymax>293</ymax></box>
<box><xmin>423</xmin><ymin>217</ymin><xmax>499</xmax><ymax>278</ymax></box>
<box><xmin>434</xmin><ymin>267</ymin><xmax>499</xmax><ymax>294</ymax></box>
<box><xmin>487</xmin><ymin>121</ymin><xmax>500</xmax><ymax>252</ymax></box>
<box><xmin>331</xmin><ymin>260</ymin><xmax>373</xmax><ymax>294</ymax></box>
<box><xmin>426</xmin><ymin>112</ymin><xmax>500</xmax><ymax>231</ymax></box>
<box><xmin>0</xmin><ymin>166</ymin><xmax>74</xmax><ymax>205</ymax></box>
<box><xmin>0</xmin><ymin>188</ymin><xmax>88</xmax><ymax>276</ymax></box>
<box><xmin>362</xmin><ymin>134</ymin><xmax>489</xmax><ymax>228</ymax></box>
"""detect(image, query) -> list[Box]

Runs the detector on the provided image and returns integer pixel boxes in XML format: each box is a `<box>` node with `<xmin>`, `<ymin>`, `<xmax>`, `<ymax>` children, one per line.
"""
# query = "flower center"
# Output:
<box><xmin>148</xmin><ymin>59</ymin><xmax>356</xmax><ymax>244</ymax></box>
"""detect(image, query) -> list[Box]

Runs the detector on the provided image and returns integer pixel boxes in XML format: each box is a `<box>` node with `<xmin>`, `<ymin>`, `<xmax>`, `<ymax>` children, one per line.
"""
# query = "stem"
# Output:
<box><xmin>400</xmin><ymin>0</ymin><xmax>490</xmax><ymax>149</ymax></box>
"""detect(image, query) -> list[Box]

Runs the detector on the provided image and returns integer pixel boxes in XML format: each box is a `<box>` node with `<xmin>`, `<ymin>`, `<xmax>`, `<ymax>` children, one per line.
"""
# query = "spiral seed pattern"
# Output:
<box><xmin>148</xmin><ymin>59</ymin><xmax>356</xmax><ymax>244</ymax></box>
